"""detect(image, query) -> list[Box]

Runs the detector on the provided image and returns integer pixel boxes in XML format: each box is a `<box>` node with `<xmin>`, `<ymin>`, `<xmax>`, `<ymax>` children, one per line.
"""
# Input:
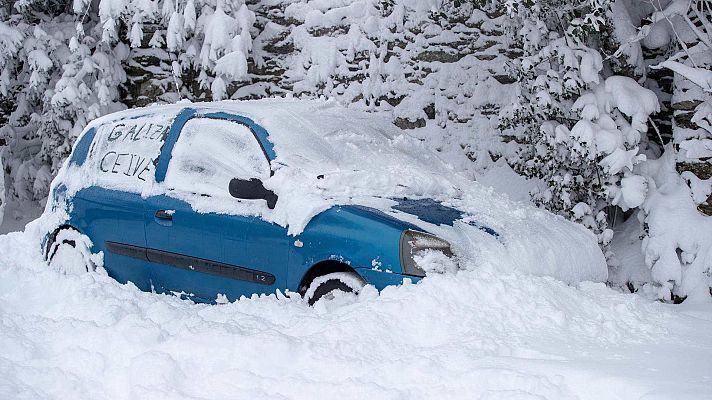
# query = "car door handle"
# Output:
<box><xmin>155</xmin><ymin>210</ymin><xmax>173</xmax><ymax>221</ymax></box>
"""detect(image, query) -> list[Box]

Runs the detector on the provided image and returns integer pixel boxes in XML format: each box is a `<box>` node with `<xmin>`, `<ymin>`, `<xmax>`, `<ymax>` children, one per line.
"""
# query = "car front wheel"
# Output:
<box><xmin>304</xmin><ymin>271</ymin><xmax>365</xmax><ymax>306</ymax></box>
<box><xmin>46</xmin><ymin>228</ymin><xmax>96</xmax><ymax>275</ymax></box>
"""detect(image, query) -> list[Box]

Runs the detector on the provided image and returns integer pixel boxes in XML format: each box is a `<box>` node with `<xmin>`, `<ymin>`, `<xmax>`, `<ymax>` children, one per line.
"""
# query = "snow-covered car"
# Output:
<box><xmin>42</xmin><ymin>99</ymin><xmax>607</xmax><ymax>304</ymax></box>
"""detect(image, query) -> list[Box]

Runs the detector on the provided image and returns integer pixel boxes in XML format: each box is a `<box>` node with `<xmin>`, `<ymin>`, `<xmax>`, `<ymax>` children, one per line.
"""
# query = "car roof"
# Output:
<box><xmin>85</xmin><ymin>98</ymin><xmax>402</xmax><ymax>174</ymax></box>
<box><xmin>86</xmin><ymin>98</ymin><xmax>377</xmax><ymax>137</ymax></box>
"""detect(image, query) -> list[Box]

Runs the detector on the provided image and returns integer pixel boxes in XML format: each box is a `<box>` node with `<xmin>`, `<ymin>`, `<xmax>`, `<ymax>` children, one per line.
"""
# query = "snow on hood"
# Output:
<box><xmin>60</xmin><ymin>98</ymin><xmax>607</xmax><ymax>283</ymax></box>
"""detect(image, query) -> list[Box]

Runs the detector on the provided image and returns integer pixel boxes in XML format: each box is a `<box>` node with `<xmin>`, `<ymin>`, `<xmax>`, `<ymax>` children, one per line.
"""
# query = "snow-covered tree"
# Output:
<box><xmin>499</xmin><ymin>0</ymin><xmax>659</xmax><ymax>263</ymax></box>
<box><xmin>1</xmin><ymin>0</ymin><xmax>513</xmax><ymax>208</ymax></box>
<box><xmin>498</xmin><ymin>0</ymin><xmax>712</xmax><ymax>301</ymax></box>
<box><xmin>610</xmin><ymin>0</ymin><xmax>712</xmax><ymax>301</ymax></box>
<box><xmin>0</xmin><ymin>1</ymin><xmax>126</xmax><ymax>203</ymax></box>
<box><xmin>0</xmin><ymin>0</ymin><xmax>259</xmax><ymax>204</ymax></box>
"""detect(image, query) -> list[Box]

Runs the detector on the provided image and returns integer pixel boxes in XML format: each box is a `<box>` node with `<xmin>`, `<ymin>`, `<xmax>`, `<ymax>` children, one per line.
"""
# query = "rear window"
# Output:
<box><xmin>86</xmin><ymin>114</ymin><xmax>174</xmax><ymax>192</ymax></box>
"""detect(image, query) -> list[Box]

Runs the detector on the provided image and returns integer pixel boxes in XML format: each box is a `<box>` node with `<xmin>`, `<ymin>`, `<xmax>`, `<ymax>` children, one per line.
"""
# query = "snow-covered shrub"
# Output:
<box><xmin>610</xmin><ymin>0</ymin><xmax>712</xmax><ymax>300</ymax></box>
<box><xmin>499</xmin><ymin>0</ymin><xmax>659</xmax><ymax>262</ymax></box>
<box><xmin>639</xmin><ymin>149</ymin><xmax>712</xmax><ymax>301</ymax></box>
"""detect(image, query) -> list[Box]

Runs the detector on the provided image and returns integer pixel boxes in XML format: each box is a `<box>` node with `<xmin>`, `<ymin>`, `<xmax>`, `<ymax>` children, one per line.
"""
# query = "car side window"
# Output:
<box><xmin>163</xmin><ymin>118</ymin><xmax>270</xmax><ymax>197</ymax></box>
<box><xmin>88</xmin><ymin>115</ymin><xmax>173</xmax><ymax>192</ymax></box>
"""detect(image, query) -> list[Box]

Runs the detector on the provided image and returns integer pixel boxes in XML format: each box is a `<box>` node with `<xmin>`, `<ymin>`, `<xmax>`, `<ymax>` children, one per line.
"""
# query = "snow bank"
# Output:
<box><xmin>58</xmin><ymin>98</ymin><xmax>607</xmax><ymax>284</ymax></box>
<box><xmin>1</xmin><ymin>227</ymin><xmax>711</xmax><ymax>399</ymax></box>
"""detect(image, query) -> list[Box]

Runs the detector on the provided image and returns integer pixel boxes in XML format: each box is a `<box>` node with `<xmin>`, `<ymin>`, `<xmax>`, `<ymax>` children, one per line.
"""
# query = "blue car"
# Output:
<box><xmin>42</xmin><ymin>100</ymin><xmax>479</xmax><ymax>305</ymax></box>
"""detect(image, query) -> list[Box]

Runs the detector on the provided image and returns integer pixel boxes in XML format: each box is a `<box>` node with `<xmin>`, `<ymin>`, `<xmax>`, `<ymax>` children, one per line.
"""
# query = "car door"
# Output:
<box><xmin>71</xmin><ymin>117</ymin><xmax>171</xmax><ymax>292</ymax></box>
<box><xmin>144</xmin><ymin>116</ymin><xmax>289</xmax><ymax>302</ymax></box>
<box><xmin>73</xmin><ymin>186</ymin><xmax>151</xmax><ymax>290</ymax></box>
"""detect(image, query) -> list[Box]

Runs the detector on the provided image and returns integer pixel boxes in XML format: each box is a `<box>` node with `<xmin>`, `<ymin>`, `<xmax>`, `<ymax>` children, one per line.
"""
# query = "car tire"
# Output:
<box><xmin>46</xmin><ymin>228</ymin><xmax>96</xmax><ymax>275</ymax></box>
<box><xmin>305</xmin><ymin>271</ymin><xmax>365</xmax><ymax>306</ymax></box>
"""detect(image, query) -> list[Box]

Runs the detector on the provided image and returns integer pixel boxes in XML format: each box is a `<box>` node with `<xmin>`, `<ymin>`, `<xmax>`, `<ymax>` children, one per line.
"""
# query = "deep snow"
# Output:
<box><xmin>1</xmin><ymin>222</ymin><xmax>711</xmax><ymax>399</ymax></box>
<box><xmin>2</xmin><ymin>98</ymin><xmax>709</xmax><ymax>399</ymax></box>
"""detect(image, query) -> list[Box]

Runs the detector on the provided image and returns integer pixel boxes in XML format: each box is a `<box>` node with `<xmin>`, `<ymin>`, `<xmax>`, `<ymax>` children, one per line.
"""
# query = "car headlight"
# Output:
<box><xmin>399</xmin><ymin>230</ymin><xmax>453</xmax><ymax>277</ymax></box>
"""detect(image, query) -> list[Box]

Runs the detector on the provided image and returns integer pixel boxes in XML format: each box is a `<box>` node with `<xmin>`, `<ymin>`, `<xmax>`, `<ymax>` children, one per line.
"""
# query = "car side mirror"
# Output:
<box><xmin>229</xmin><ymin>178</ymin><xmax>278</xmax><ymax>209</ymax></box>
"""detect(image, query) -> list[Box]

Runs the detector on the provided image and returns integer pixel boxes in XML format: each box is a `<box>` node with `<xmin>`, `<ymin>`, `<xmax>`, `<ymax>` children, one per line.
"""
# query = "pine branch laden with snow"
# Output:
<box><xmin>0</xmin><ymin>10</ymin><xmax>127</xmax><ymax>203</ymax></box>
<box><xmin>0</xmin><ymin>0</ymin><xmax>259</xmax><ymax>202</ymax></box>
<box><xmin>122</xmin><ymin>0</ymin><xmax>257</xmax><ymax>100</ymax></box>
<box><xmin>0</xmin><ymin>21</ymin><xmax>24</xmax><ymax>98</ymax></box>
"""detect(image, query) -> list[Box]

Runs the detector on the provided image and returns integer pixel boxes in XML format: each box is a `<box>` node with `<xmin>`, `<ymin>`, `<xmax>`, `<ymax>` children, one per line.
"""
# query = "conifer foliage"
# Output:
<box><xmin>499</xmin><ymin>0</ymin><xmax>659</xmax><ymax>262</ymax></box>
<box><xmin>0</xmin><ymin>0</ymin><xmax>257</xmax><ymax>203</ymax></box>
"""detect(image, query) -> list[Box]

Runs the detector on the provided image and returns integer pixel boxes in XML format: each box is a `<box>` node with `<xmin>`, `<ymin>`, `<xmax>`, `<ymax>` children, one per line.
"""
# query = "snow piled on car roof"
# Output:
<box><xmin>62</xmin><ymin>98</ymin><xmax>606</xmax><ymax>283</ymax></box>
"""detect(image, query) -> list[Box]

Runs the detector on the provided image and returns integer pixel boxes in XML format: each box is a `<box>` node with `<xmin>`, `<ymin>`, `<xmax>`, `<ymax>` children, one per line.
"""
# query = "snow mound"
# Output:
<box><xmin>1</xmin><ymin>228</ymin><xmax>711</xmax><ymax>399</ymax></box>
<box><xmin>59</xmin><ymin>98</ymin><xmax>607</xmax><ymax>284</ymax></box>
<box><xmin>640</xmin><ymin>151</ymin><xmax>712</xmax><ymax>300</ymax></box>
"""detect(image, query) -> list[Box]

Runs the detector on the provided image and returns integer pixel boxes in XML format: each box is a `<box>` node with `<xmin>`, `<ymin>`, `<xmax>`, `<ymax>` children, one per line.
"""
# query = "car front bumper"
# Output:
<box><xmin>355</xmin><ymin>267</ymin><xmax>422</xmax><ymax>291</ymax></box>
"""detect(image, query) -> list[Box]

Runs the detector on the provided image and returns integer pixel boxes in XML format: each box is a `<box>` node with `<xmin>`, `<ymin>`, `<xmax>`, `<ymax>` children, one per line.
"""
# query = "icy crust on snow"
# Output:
<box><xmin>58</xmin><ymin>98</ymin><xmax>606</xmax><ymax>283</ymax></box>
<box><xmin>2</xmin><ymin>227</ymin><xmax>712</xmax><ymax>399</ymax></box>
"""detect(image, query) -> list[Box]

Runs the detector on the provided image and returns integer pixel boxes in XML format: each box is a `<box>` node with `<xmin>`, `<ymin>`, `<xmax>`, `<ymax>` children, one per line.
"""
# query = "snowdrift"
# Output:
<box><xmin>1</xmin><ymin>228</ymin><xmax>711</xmax><ymax>399</ymax></box>
<box><xmin>58</xmin><ymin>98</ymin><xmax>607</xmax><ymax>284</ymax></box>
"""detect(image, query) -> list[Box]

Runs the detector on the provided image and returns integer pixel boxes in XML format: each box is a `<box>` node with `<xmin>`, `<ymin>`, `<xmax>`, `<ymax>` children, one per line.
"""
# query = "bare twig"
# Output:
<box><xmin>648</xmin><ymin>116</ymin><xmax>668</xmax><ymax>148</ymax></box>
<box><xmin>653</xmin><ymin>0</ymin><xmax>699</xmax><ymax>67</ymax></box>
<box><xmin>683</xmin><ymin>15</ymin><xmax>712</xmax><ymax>50</ymax></box>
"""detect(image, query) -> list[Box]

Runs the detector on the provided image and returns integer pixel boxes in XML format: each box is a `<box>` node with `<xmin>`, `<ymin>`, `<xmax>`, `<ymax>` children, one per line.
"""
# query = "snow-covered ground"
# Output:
<box><xmin>0</xmin><ymin>99</ymin><xmax>709</xmax><ymax>399</ymax></box>
<box><xmin>1</xmin><ymin>221</ymin><xmax>711</xmax><ymax>399</ymax></box>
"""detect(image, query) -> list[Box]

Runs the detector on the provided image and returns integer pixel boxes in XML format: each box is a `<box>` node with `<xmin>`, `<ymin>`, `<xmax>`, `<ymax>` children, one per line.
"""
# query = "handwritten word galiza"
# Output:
<box><xmin>95</xmin><ymin>121</ymin><xmax>169</xmax><ymax>182</ymax></box>
<box><xmin>107</xmin><ymin>123</ymin><xmax>169</xmax><ymax>142</ymax></box>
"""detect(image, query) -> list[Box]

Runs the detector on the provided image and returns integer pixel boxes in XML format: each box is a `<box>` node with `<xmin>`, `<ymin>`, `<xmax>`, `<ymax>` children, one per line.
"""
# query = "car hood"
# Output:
<box><xmin>390</xmin><ymin>198</ymin><xmax>499</xmax><ymax>237</ymax></box>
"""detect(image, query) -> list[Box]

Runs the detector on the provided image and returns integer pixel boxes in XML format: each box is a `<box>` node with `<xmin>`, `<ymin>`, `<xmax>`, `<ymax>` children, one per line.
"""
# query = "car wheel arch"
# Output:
<box><xmin>45</xmin><ymin>224</ymin><xmax>83</xmax><ymax>259</ymax></box>
<box><xmin>297</xmin><ymin>259</ymin><xmax>360</xmax><ymax>295</ymax></box>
